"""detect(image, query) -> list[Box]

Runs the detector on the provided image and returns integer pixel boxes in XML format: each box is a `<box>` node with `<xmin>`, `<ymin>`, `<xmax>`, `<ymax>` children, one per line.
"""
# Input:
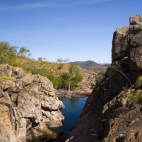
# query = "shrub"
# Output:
<box><xmin>36</xmin><ymin>67</ymin><xmax>49</xmax><ymax>77</ymax></box>
<box><xmin>95</xmin><ymin>71</ymin><xmax>105</xmax><ymax>84</ymax></box>
<box><xmin>0</xmin><ymin>42</ymin><xmax>17</xmax><ymax>64</ymax></box>
<box><xmin>127</xmin><ymin>91</ymin><xmax>142</xmax><ymax>104</ymax></box>
<box><xmin>57</xmin><ymin>63</ymin><xmax>64</xmax><ymax>70</ymax></box>
<box><xmin>69</xmin><ymin>64</ymin><xmax>79</xmax><ymax>76</ymax></box>
<box><xmin>10</xmin><ymin>61</ymin><xmax>21</xmax><ymax>67</ymax></box>
<box><xmin>47</xmin><ymin>74</ymin><xmax>60</xmax><ymax>89</ymax></box>
<box><xmin>134</xmin><ymin>76</ymin><xmax>142</xmax><ymax>88</ymax></box>
<box><xmin>66</xmin><ymin>73</ymin><xmax>83</xmax><ymax>90</ymax></box>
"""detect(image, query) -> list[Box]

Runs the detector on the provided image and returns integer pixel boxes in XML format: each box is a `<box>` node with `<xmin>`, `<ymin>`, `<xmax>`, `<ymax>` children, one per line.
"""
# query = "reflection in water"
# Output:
<box><xmin>70</xmin><ymin>98</ymin><xmax>79</xmax><ymax>108</ymax></box>
<box><xmin>60</xmin><ymin>97</ymin><xmax>88</xmax><ymax>133</ymax></box>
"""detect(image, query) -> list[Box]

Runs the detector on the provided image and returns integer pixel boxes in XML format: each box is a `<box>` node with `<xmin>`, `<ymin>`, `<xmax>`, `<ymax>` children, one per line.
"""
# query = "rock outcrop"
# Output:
<box><xmin>62</xmin><ymin>15</ymin><xmax>142</xmax><ymax>142</ymax></box>
<box><xmin>0</xmin><ymin>64</ymin><xmax>64</xmax><ymax>142</ymax></box>
<box><xmin>79</xmin><ymin>68</ymin><xmax>96</xmax><ymax>90</ymax></box>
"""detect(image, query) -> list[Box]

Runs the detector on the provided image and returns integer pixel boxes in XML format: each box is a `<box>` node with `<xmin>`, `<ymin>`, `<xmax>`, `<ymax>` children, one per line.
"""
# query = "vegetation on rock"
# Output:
<box><xmin>0</xmin><ymin>75</ymin><xmax>16</xmax><ymax>81</ymax></box>
<box><xmin>95</xmin><ymin>71</ymin><xmax>105</xmax><ymax>84</ymax></box>
<box><xmin>0</xmin><ymin>41</ymin><xmax>84</xmax><ymax>91</ymax></box>
<box><xmin>127</xmin><ymin>90</ymin><xmax>142</xmax><ymax>104</ymax></box>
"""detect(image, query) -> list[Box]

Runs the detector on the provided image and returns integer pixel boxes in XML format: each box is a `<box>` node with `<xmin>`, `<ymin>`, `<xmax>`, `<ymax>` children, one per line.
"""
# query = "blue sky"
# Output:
<box><xmin>0</xmin><ymin>0</ymin><xmax>142</xmax><ymax>63</ymax></box>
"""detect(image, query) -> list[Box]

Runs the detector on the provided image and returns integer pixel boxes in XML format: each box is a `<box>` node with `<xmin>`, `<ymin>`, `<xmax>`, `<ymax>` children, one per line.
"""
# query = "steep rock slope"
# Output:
<box><xmin>62</xmin><ymin>15</ymin><xmax>142</xmax><ymax>142</ymax></box>
<box><xmin>0</xmin><ymin>64</ymin><xmax>64</xmax><ymax>142</ymax></box>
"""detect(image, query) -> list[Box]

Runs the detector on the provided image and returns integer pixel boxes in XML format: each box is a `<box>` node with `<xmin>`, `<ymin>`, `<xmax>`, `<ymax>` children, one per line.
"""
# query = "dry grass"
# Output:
<box><xmin>139</xmin><ymin>16</ymin><xmax>142</xmax><ymax>22</ymax></box>
<box><xmin>0</xmin><ymin>75</ymin><xmax>16</xmax><ymax>81</ymax></box>
<box><xmin>127</xmin><ymin>91</ymin><xmax>142</xmax><ymax>103</ymax></box>
<box><xmin>134</xmin><ymin>76</ymin><xmax>142</xmax><ymax>88</ymax></box>
<box><xmin>11</xmin><ymin>57</ymin><xmax>72</xmax><ymax>76</ymax></box>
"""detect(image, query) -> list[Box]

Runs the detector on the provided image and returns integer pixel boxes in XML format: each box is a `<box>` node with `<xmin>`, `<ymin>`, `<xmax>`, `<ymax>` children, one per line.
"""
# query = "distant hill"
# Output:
<box><xmin>70</xmin><ymin>60</ymin><xmax>108</xmax><ymax>72</ymax></box>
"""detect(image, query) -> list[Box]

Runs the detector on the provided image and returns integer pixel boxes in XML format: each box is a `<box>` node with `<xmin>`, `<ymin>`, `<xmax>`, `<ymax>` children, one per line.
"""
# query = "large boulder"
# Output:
<box><xmin>112</xmin><ymin>15</ymin><xmax>142</xmax><ymax>71</ymax></box>
<box><xmin>129</xmin><ymin>14</ymin><xmax>142</xmax><ymax>25</ymax></box>
<box><xmin>128</xmin><ymin>25</ymin><xmax>142</xmax><ymax>70</ymax></box>
<box><xmin>112</xmin><ymin>26</ymin><xmax>129</xmax><ymax>62</ymax></box>
<box><xmin>0</xmin><ymin>64</ymin><xmax>65</xmax><ymax>142</ymax></box>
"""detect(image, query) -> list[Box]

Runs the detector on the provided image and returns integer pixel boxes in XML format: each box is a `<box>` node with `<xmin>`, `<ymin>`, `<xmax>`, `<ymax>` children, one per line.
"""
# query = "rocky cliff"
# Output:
<box><xmin>0</xmin><ymin>64</ymin><xmax>64</xmax><ymax>142</ymax></box>
<box><xmin>62</xmin><ymin>15</ymin><xmax>142</xmax><ymax>142</ymax></box>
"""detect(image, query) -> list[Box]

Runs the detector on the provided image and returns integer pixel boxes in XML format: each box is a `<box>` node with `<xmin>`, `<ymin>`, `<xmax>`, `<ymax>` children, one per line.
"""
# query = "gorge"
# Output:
<box><xmin>60</xmin><ymin>97</ymin><xmax>88</xmax><ymax>133</ymax></box>
<box><xmin>0</xmin><ymin>14</ymin><xmax>142</xmax><ymax>142</ymax></box>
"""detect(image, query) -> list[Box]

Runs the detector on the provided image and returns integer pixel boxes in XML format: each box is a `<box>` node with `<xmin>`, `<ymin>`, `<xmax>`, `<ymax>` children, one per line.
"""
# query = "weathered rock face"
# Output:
<box><xmin>62</xmin><ymin>15</ymin><xmax>142</xmax><ymax>142</ymax></box>
<box><xmin>129</xmin><ymin>14</ymin><xmax>142</xmax><ymax>25</ymax></box>
<box><xmin>112</xmin><ymin>26</ymin><xmax>129</xmax><ymax>62</ymax></box>
<box><xmin>79</xmin><ymin>68</ymin><xmax>96</xmax><ymax>90</ymax></box>
<box><xmin>112</xmin><ymin>14</ymin><xmax>142</xmax><ymax>71</ymax></box>
<box><xmin>0</xmin><ymin>64</ymin><xmax>64</xmax><ymax>142</ymax></box>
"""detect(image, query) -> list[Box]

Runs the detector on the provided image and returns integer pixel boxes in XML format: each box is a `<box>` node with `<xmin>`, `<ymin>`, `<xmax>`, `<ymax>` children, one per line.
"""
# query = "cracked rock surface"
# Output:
<box><xmin>0</xmin><ymin>64</ymin><xmax>64</xmax><ymax>142</ymax></box>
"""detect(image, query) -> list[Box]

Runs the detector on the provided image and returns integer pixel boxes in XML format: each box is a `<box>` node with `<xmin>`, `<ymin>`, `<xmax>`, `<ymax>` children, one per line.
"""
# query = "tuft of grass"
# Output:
<box><xmin>134</xmin><ymin>76</ymin><xmax>142</xmax><ymax>88</ymax></box>
<box><xmin>127</xmin><ymin>91</ymin><xmax>142</xmax><ymax>103</ymax></box>
<box><xmin>10</xmin><ymin>61</ymin><xmax>21</xmax><ymax>67</ymax></box>
<box><xmin>95</xmin><ymin>71</ymin><xmax>105</xmax><ymax>84</ymax></box>
<box><xmin>139</xmin><ymin>16</ymin><xmax>142</xmax><ymax>22</ymax></box>
<box><xmin>0</xmin><ymin>75</ymin><xmax>16</xmax><ymax>81</ymax></box>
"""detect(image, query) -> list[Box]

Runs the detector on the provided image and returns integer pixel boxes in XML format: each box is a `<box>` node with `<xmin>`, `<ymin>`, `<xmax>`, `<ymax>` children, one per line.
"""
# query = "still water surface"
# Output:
<box><xmin>60</xmin><ymin>97</ymin><xmax>88</xmax><ymax>133</ymax></box>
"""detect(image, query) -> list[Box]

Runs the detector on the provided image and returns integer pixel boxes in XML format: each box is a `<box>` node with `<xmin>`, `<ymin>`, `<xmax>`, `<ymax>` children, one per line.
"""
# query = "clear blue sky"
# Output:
<box><xmin>0</xmin><ymin>0</ymin><xmax>142</xmax><ymax>63</ymax></box>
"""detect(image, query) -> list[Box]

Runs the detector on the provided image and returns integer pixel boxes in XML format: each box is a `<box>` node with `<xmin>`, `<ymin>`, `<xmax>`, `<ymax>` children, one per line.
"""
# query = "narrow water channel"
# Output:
<box><xmin>59</xmin><ymin>97</ymin><xmax>88</xmax><ymax>133</ymax></box>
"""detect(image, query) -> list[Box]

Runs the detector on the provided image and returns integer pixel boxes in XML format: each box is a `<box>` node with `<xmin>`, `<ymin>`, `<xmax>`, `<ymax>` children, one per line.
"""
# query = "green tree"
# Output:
<box><xmin>57</xmin><ymin>58</ymin><xmax>63</xmax><ymax>63</ymax></box>
<box><xmin>69</xmin><ymin>64</ymin><xmax>79</xmax><ymax>76</ymax></box>
<box><xmin>17</xmin><ymin>47</ymin><xmax>31</xmax><ymax>57</ymax></box>
<box><xmin>69</xmin><ymin>74</ymin><xmax>83</xmax><ymax>90</ymax></box>
<box><xmin>0</xmin><ymin>42</ymin><xmax>17</xmax><ymax>64</ymax></box>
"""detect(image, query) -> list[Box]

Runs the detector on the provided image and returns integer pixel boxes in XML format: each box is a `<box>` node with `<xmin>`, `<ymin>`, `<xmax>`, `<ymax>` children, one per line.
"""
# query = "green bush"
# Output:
<box><xmin>0</xmin><ymin>42</ymin><xmax>17</xmax><ymax>64</ymax></box>
<box><xmin>10</xmin><ymin>61</ymin><xmax>21</xmax><ymax>67</ymax></box>
<box><xmin>36</xmin><ymin>67</ymin><xmax>49</xmax><ymax>77</ymax></box>
<box><xmin>69</xmin><ymin>64</ymin><xmax>79</xmax><ymax>76</ymax></box>
<box><xmin>47</xmin><ymin>74</ymin><xmax>59</xmax><ymax>89</ymax></box>
<box><xmin>47</xmin><ymin>72</ymin><xmax>83</xmax><ymax>90</ymax></box>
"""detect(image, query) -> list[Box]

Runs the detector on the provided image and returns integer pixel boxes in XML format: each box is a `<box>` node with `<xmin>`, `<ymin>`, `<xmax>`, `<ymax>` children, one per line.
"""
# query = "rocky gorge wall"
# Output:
<box><xmin>0</xmin><ymin>64</ymin><xmax>64</xmax><ymax>142</ymax></box>
<box><xmin>62</xmin><ymin>15</ymin><xmax>142</xmax><ymax>142</ymax></box>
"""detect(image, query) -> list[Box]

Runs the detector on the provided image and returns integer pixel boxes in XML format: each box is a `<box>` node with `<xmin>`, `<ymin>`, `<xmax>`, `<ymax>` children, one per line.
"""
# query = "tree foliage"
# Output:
<box><xmin>0</xmin><ymin>42</ymin><xmax>17</xmax><ymax>64</ymax></box>
<box><xmin>0</xmin><ymin>41</ymin><xmax>83</xmax><ymax>91</ymax></box>
<box><xmin>69</xmin><ymin>64</ymin><xmax>79</xmax><ymax>76</ymax></box>
<box><xmin>17</xmin><ymin>47</ymin><xmax>31</xmax><ymax>57</ymax></box>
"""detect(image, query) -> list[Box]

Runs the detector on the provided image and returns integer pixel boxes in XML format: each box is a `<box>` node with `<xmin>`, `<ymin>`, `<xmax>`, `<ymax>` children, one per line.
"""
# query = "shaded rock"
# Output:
<box><xmin>112</xmin><ymin>26</ymin><xmax>129</xmax><ymax>62</ymax></box>
<box><xmin>62</xmin><ymin>15</ymin><xmax>142</xmax><ymax>142</ymax></box>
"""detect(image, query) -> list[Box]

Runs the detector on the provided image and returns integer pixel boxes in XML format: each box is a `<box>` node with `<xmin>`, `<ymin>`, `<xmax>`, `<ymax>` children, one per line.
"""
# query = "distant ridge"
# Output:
<box><xmin>69</xmin><ymin>60</ymin><xmax>108</xmax><ymax>72</ymax></box>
